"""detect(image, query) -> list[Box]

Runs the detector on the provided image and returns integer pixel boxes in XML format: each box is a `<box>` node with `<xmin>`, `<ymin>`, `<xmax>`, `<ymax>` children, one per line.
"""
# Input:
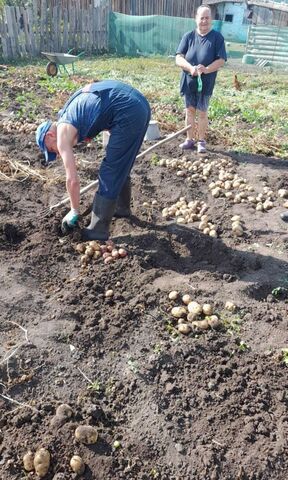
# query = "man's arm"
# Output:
<box><xmin>176</xmin><ymin>54</ymin><xmax>198</xmax><ymax>76</ymax></box>
<box><xmin>57</xmin><ymin>123</ymin><xmax>80</xmax><ymax>211</ymax></box>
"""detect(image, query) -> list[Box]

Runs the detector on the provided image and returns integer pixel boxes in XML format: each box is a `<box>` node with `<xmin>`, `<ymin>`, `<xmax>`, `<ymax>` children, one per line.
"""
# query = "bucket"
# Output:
<box><xmin>145</xmin><ymin>120</ymin><xmax>161</xmax><ymax>141</ymax></box>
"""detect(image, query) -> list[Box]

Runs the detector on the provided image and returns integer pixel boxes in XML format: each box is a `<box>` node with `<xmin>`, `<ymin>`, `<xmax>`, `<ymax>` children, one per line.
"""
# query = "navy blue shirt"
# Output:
<box><xmin>176</xmin><ymin>29</ymin><xmax>227</xmax><ymax>96</ymax></box>
<box><xmin>57</xmin><ymin>80</ymin><xmax>146</xmax><ymax>142</ymax></box>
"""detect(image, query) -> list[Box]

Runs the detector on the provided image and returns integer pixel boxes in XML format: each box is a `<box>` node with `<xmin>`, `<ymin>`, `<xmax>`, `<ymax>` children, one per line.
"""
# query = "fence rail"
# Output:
<box><xmin>0</xmin><ymin>0</ymin><xmax>109</xmax><ymax>60</ymax></box>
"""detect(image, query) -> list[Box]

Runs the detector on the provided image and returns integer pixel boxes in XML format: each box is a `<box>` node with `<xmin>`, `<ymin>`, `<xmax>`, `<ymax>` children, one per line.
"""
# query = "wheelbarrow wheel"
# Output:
<box><xmin>46</xmin><ymin>61</ymin><xmax>58</xmax><ymax>77</ymax></box>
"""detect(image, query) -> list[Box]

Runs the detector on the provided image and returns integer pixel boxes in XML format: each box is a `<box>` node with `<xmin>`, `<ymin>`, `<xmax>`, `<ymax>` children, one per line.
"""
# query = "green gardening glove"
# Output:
<box><xmin>61</xmin><ymin>208</ymin><xmax>79</xmax><ymax>234</ymax></box>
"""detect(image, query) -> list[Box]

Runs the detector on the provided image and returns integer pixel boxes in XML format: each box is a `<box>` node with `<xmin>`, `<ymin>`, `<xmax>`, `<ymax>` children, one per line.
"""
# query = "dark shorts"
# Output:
<box><xmin>184</xmin><ymin>92</ymin><xmax>211</xmax><ymax>112</ymax></box>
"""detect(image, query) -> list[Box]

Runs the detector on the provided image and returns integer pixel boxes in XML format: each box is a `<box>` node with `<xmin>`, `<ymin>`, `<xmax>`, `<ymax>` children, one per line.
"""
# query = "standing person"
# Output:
<box><xmin>175</xmin><ymin>5</ymin><xmax>227</xmax><ymax>153</ymax></box>
<box><xmin>36</xmin><ymin>80</ymin><xmax>151</xmax><ymax>241</ymax></box>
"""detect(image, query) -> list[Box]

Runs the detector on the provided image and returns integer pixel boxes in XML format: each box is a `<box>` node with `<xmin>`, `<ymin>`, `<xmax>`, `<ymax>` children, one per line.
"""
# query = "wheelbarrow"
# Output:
<box><xmin>41</xmin><ymin>49</ymin><xmax>85</xmax><ymax>77</ymax></box>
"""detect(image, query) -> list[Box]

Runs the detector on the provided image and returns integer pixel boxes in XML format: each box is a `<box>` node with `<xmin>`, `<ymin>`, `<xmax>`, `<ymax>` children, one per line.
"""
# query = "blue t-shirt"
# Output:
<box><xmin>57</xmin><ymin>88</ymin><xmax>102</xmax><ymax>142</ymax></box>
<box><xmin>176</xmin><ymin>29</ymin><xmax>227</xmax><ymax>96</ymax></box>
<box><xmin>57</xmin><ymin>80</ymin><xmax>145</xmax><ymax>142</ymax></box>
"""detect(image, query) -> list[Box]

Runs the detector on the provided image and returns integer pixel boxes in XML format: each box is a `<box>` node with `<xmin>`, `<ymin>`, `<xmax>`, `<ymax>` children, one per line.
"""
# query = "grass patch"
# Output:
<box><xmin>0</xmin><ymin>51</ymin><xmax>287</xmax><ymax>157</ymax></box>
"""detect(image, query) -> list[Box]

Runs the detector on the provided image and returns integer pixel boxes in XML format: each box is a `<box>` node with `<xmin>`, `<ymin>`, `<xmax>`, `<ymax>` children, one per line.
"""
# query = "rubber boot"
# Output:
<box><xmin>82</xmin><ymin>194</ymin><xmax>116</xmax><ymax>241</ymax></box>
<box><xmin>114</xmin><ymin>177</ymin><xmax>132</xmax><ymax>218</ymax></box>
<box><xmin>280</xmin><ymin>211</ymin><xmax>288</xmax><ymax>223</ymax></box>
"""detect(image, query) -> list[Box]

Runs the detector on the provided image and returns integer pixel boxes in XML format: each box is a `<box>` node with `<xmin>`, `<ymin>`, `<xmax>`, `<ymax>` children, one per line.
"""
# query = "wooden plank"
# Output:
<box><xmin>15</xmin><ymin>7</ymin><xmax>25</xmax><ymax>57</ymax></box>
<box><xmin>26</xmin><ymin>6</ymin><xmax>36</xmax><ymax>56</ymax></box>
<box><xmin>32</xmin><ymin>0</ymin><xmax>39</xmax><ymax>53</ymax></box>
<box><xmin>57</xmin><ymin>4</ymin><xmax>62</xmax><ymax>52</ymax></box>
<box><xmin>68</xmin><ymin>7</ymin><xmax>76</xmax><ymax>50</ymax></box>
<box><xmin>63</xmin><ymin>9</ymin><xmax>69</xmax><ymax>52</ymax></box>
<box><xmin>0</xmin><ymin>12</ymin><xmax>10</xmax><ymax>59</ymax></box>
<box><xmin>5</xmin><ymin>7</ymin><xmax>17</xmax><ymax>58</ymax></box>
<box><xmin>20</xmin><ymin>7</ymin><xmax>30</xmax><ymax>55</ymax></box>
<box><xmin>79</xmin><ymin>5</ymin><xmax>83</xmax><ymax>50</ymax></box>
<box><xmin>40</xmin><ymin>0</ymin><xmax>47</xmax><ymax>52</ymax></box>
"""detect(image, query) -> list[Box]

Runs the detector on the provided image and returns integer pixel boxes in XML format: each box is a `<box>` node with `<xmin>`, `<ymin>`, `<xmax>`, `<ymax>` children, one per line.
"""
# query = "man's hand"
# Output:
<box><xmin>61</xmin><ymin>208</ymin><xmax>79</xmax><ymax>233</ymax></box>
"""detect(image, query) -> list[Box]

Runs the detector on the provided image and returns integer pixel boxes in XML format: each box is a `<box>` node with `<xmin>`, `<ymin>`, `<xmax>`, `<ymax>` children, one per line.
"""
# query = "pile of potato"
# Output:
<box><xmin>159</xmin><ymin>155</ymin><xmax>286</xmax><ymax>213</ymax></box>
<box><xmin>0</xmin><ymin>119</ymin><xmax>36</xmax><ymax>134</ymax></box>
<box><xmin>75</xmin><ymin>240</ymin><xmax>127</xmax><ymax>266</ymax></box>
<box><xmin>167</xmin><ymin>291</ymin><xmax>221</xmax><ymax>335</ymax></box>
<box><xmin>159</xmin><ymin>156</ymin><xmax>235</xmax><ymax>184</ymax></box>
<box><xmin>162</xmin><ymin>197</ymin><xmax>218</xmax><ymax>237</ymax></box>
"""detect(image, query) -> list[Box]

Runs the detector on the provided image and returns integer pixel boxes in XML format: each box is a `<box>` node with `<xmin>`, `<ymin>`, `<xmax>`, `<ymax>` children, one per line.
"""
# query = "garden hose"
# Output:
<box><xmin>197</xmin><ymin>73</ymin><xmax>203</xmax><ymax>93</ymax></box>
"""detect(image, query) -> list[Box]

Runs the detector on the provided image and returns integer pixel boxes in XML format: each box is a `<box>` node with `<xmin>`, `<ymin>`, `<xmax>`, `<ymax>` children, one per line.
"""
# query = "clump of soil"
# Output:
<box><xmin>0</xmin><ymin>78</ymin><xmax>288</xmax><ymax>480</ymax></box>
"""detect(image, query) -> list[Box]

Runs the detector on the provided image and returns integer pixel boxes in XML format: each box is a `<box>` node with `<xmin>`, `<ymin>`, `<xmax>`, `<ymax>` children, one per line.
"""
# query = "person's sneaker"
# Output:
<box><xmin>197</xmin><ymin>140</ymin><xmax>206</xmax><ymax>154</ymax></box>
<box><xmin>280</xmin><ymin>211</ymin><xmax>288</xmax><ymax>222</ymax></box>
<box><xmin>179</xmin><ymin>139</ymin><xmax>195</xmax><ymax>150</ymax></box>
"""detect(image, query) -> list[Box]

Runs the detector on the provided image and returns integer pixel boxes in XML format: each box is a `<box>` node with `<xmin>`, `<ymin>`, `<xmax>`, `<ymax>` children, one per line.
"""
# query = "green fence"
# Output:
<box><xmin>109</xmin><ymin>12</ymin><xmax>222</xmax><ymax>56</ymax></box>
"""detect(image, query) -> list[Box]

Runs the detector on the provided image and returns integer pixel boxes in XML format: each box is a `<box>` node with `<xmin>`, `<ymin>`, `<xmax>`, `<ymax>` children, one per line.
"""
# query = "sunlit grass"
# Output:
<box><xmin>0</xmin><ymin>52</ymin><xmax>287</xmax><ymax>157</ymax></box>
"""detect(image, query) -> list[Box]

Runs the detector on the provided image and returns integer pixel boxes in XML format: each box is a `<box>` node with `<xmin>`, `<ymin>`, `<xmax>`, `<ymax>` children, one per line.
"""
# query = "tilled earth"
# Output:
<box><xmin>0</xmin><ymin>77</ymin><xmax>288</xmax><ymax>480</ymax></box>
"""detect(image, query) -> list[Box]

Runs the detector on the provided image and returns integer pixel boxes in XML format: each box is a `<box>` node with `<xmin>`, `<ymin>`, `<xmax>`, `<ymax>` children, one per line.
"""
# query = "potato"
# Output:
<box><xmin>182</xmin><ymin>294</ymin><xmax>192</xmax><ymax>305</ymax></box>
<box><xmin>85</xmin><ymin>247</ymin><xmax>95</xmax><ymax>257</ymax></box>
<box><xmin>178</xmin><ymin>323</ymin><xmax>191</xmax><ymax>334</ymax></box>
<box><xmin>70</xmin><ymin>455</ymin><xmax>85</xmax><ymax>474</ymax></box>
<box><xmin>225</xmin><ymin>301</ymin><xmax>236</xmax><ymax>312</ymax></box>
<box><xmin>104</xmin><ymin>256</ymin><xmax>113</xmax><ymax>264</ymax></box>
<box><xmin>55</xmin><ymin>404</ymin><xmax>73</xmax><ymax>419</ymax></box>
<box><xmin>187</xmin><ymin>312</ymin><xmax>198</xmax><ymax>322</ymax></box>
<box><xmin>207</xmin><ymin>315</ymin><xmax>221</xmax><ymax>329</ymax></box>
<box><xmin>23</xmin><ymin>451</ymin><xmax>34</xmax><ymax>472</ymax></box>
<box><xmin>33</xmin><ymin>448</ymin><xmax>50</xmax><ymax>478</ymax></box>
<box><xmin>168</xmin><ymin>290</ymin><xmax>178</xmax><ymax>301</ymax></box>
<box><xmin>105</xmin><ymin>289</ymin><xmax>114</xmax><ymax>298</ymax></box>
<box><xmin>75</xmin><ymin>243</ymin><xmax>85</xmax><ymax>254</ymax></box>
<box><xmin>187</xmin><ymin>301</ymin><xmax>202</xmax><ymax>316</ymax></box>
<box><xmin>202</xmin><ymin>303</ymin><xmax>213</xmax><ymax>316</ymax></box>
<box><xmin>192</xmin><ymin>319</ymin><xmax>209</xmax><ymax>331</ymax></box>
<box><xmin>171</xmin><ymin>306</ymin><xmax>187</xmax><ymax>318</ymax></box>
<box><xmin>75</xmin><ymin>425</ymin><xmax>98</xmax><ymax>444</ymax></box>
<box><xmin>89</xmin><ymin>240</ymin><xmax>100</xmax><ymax>251</ymax></box>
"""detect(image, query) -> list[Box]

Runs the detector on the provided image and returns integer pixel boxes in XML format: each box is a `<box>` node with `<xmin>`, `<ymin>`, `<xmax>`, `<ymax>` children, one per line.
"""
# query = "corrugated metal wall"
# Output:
<box><xmin>245</xmin><ymin>24</ymin><xmax>288</xmax><ymax>66</ymax></box>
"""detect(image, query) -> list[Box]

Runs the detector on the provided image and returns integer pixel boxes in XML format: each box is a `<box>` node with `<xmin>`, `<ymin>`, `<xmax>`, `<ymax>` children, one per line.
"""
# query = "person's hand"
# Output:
<box><xmin>190</xmin><ymin>65</ymin><xmax>198</xmax><ymax>76</ymax></box>
<box><xmin>197</xmin><ymin>64</ymin><xmax>206</xmax><ymax>74</ymax></box>
<box><xmin>61</xmin><ymin>208</ymin><xmax>79</xmax><ymax>233</ymax></box>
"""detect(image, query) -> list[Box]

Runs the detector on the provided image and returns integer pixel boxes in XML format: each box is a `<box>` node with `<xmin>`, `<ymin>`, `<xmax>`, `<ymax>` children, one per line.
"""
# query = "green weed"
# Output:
<box><xmin>281</xmin><ymin>348</ymin><xmax>288</xmax><ymax>366</ymax></box>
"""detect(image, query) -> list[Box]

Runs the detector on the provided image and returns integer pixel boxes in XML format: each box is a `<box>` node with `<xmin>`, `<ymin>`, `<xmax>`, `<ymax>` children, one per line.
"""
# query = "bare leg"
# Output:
<box><xmin>185</xmin><ymin>106</ymin><xmax>196</xmax><ymax>140</ymax></box>
<box><xmin>197</xmin><ymin>110</ymin><xmax>208</xmax><ymax>140</ymax></box>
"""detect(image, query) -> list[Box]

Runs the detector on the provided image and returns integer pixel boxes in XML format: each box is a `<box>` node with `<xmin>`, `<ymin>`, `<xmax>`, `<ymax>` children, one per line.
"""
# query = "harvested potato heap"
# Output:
<box><xmin>209</xmin><ymin>175</ymin><xmax>283</xmax><ymax>212</ymax></box>
<box><xmin>159</xmin><ymin>156</ymin><xmax>235</xmax><ymax>183</ymax></box>
<box><xmin>168</xmin><ymin>291</ymin><xmax>221</xmax><ymax>335</ymax></box>
<box><xmin>162</xmin><ymin>197</ymin><xmax>218</xmax><ymax>237</ymax></box>
<box><xmin>75</xmin><ymin>240</ymin><xmax>127</xmax><ymax>266</ymax></box>
<box><xmin>159</xmin><ymin>155</ymin><xmax>286</xmax><ymax>213</ymax></box>
<box><xmin>0</xmin><ymin>119</ymin><xmax>36</xmax><ymax>134</ymax></box>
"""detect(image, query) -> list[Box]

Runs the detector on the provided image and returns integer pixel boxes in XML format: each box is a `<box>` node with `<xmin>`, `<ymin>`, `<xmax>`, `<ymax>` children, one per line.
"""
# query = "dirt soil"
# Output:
<box><xmin>0</xmin><ymin>76</ymin><xmax>288</xmax><ymax>480</ymax></box>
